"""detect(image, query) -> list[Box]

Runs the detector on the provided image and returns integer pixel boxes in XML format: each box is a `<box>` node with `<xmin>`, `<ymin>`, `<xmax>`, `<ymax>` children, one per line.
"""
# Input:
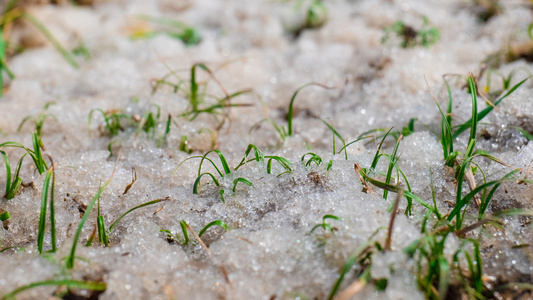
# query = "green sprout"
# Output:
<box><xmin>0</xmin><ymin>150</ymin><xmax>25</xmax><ymax>199</ymax></box>
<box><xmin>308</xmin><ymin>214</ymin><xmax>340</xmax><ymax>234</ymax></box>
<box><xmin>285</xmin><ymin>0</ymin><xmax>328</xmax><ymax>36</ymax></box>
<box><xmin>133</xmin><ymin>15</ymin><xmax>201</xmax><ymax>46</ymax></box>
<box><xmin>198</xmin><ymin>220</ymin><xmax>229</xmax><ymax>237</ymax></box>
<box><xmin>382</xmin><ymin>16</ymin><xmax>440</xmax><ymax>48</ymax></box>
<box><xmin>17</xmin><ymin>102</ymin><xmax>57</xmax><ymax>142</ymax></box>
<box><xmin>97</xmin><ymin>197</ymin><xmax>169</xmax><ymax>247</ymax></box>
<box><xmin>88</xmin><ymin>108</ymin><xmax>130</xmax><ymax>137</ymax></box>
<box><xmin>66</xmin><ymin>157</ymin><xmax>119</xmax><ymax>269</ymax></box>
<box><xmin>0</xmin><ymin>132</ymin><xmax>49</xmax><ymax>175</ymax></box>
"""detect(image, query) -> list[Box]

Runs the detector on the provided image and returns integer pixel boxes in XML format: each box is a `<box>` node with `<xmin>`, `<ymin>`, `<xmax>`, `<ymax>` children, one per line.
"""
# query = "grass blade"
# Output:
<box><xmin>67</xmin><ymin>182</ymin><xmax>109</xmax><ymax>268</ymax></box>
<box><xmin>328</xmin><ymin>243</ymin><xmax>372</xmax><ymax>300</ymax></box>
<box><xmin>232</xmin><ymin>177</ymin><xmax>252</xmax><ymax>193</ymax></box>
<box><xmin>0</xmin><ymin>150</ymin><xmax>12</xmax><ymax>196</ymax></box>
<box><xmin>198</xmin><ymin>220</ymin><xmax>228</xmax><ymax>237</ymax></box>
<box><xmin>198</xmin><ymin>149</ymin><xmax>231</xmax><ymax>177</ymax></box>
<box><xmin>383</xmin><ymin>135</ymin><xmax>402</xmax><ymax>200</ymax></box>
<box><xmin>355</xmin><ymin>164</ymin><xmax>440</xmax><ymax>218</ymax></box>
<box><xmin>509</xmin><ymin>125</ymin><xmax>533</xmax><ymax>141</ymax></box>
<box><xmin>287</xmin><ymin>82</ymin><xmax>331</xmax><ymax>136</ymax></box>
<box><xmin>108</xmin><ymin>198</ymin><xmax>168</xmax><ymax>232</ymax></box>
<box><xmin>447</xmin><ymin>169</ymin><xmax>521</xmax><ymax>225</ymax></box>
<box><xmin>301</xmin><ymin>152</ymin><xmax>322</xmax><ymax>167</ymax></box>
<box><xmin>1</xmin><ymin>279</ymin><xmax>106</xmax><ymax>300</ymax></box>
<box><xmin>235</xmin><ymin>144</ymin><xmax>265</xmax><ymax>170</ymax></box>
<box><xmin>67</xmin><ymin>155</ymin><xmax>119</xmax><ymax>269</ymax></box>
<box><xmin>97</xmin><ymin>215</ymin><xmax>107</xmax><ymax>246</ymax></box>
<box><xmin>49</xmin><ymin>168</ymin><xmax>56</xmax><ymax>252</ymax></box>
<box><xmin>37</xmin><ymin>169</ymin><xmax>53</xmax><ymax>254</ymax></box>
<box><xmin>192</xmin><ymin>172</ymin><xmax>220</xmax><ymax>194</ymax></box>
<box><xmin>22</xmin><ymin>13</ymin><xmax>79</xmax><ymax>69</ymax></box>
<box><xmin>179</xmin><ymin>220</ymin><xmax>189</xmax><ymax>244</ymax></box>
<box><xmin>266</xmin><ymin>156</ymin><xmax>293</xmax><ymax>175</ymax></box>
<box><xmin>370</xmin><ymin>127</ymin><xmax>394</xmax><ymax>170</ymax></box>
<box><xmin>452</xmin><ymin>77</ymin><xmax>529</xmax><ymax>139</ymax></box>
<box><xmin>466</xmin><ymin>74</ymin><xmax>478</xmax><ymax>157</ymax></box>
<box><xmin>322</xmin><ymin>120</ymin><xmax>347</xmax><ymax>159</ymax></box>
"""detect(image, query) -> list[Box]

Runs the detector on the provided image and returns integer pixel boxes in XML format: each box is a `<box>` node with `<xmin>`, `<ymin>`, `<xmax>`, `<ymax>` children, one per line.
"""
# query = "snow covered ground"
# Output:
<box><xmin>0</xmin><ymin>0</ymin><xmax>532</xmax><ymax>299</ymax></box>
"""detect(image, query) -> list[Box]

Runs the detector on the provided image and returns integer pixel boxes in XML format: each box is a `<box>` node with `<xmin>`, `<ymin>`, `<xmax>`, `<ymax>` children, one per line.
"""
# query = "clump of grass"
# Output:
<box><xmin>66</xmin><ymin>155</ymin><xmax>120</xmax><ymax>269</ymax></box>
<box><xmin>132</xmin><ymin>15</ymin><xmax>201</xmax><ymax>46</ymax></box>
<box><xmin>162</xmin><ymin>220</ymin><xmax>228</xmax><ymax>246</ymax></box>
<box><xmin>484</xmin><ymin>66</ymin><xmax>530</xmax><ymax>96</ymax></box>
<box><xmin>0</xmin><ymin>132</ymin><xmax>49</xmax><ymax>175</ymax></box>
<box><xmin>301</xmin><ymin>152</ymin><xmax>323</xmax><ymax>167</ymax></box>
<box><xmin>88</xmin><ymin>108</ymin><xmax>130</xmax><ymax>137</ymax></box>
<box><xmin>97</xmin><ymin>196</ymin><xmax>169</xmax><ymax>247</ymax></box>
<box><xmin>17</xmin><ymin>101</ymin><xmax>57</xmax><ymax>143</ymax></box>
<box><xmin>382</xmin><ymin>16</ymin><xmax>440</xmax><ymax>48</ymax></box>
<box><xmin>308</xmin><ymin>214</ymin><xmax>340</xmax><ymax>234</ymax></box>
<box><xmin>0</xmin><ymin>150</ymin><xmax>25</xmax><ymax>199</ymax></box>
<box><xmin>174</xmin><ymin>145</ymin><xmax>292</xmax><ymax>202</ymax></box>
<box><xmin>151</xmin><ymin>63</ymin><xmax>253</xmax><ymax>131</ymax></box>
<box><xmin>162</xmin><ymin>220</ymin><xmax>191</xmax><ymax>245</ymax></box>
<box><xmin>234</xmin><ymin>144</ymin><xmax>293</xmax><ymax>176</ymax></box>
<box><xmin>450</xmin><ymin>75</ymin><xmax>528</xmax><ymax>140</ymax></box>
<box><xmin>322</xmin><ymin>120</ymin><xmax>347</xmax><ymax>161</ymax></box>
<box><xmin>248</xmin><ymin>82</ymin><xmax>333</xmax><ymax>147</ymax></box>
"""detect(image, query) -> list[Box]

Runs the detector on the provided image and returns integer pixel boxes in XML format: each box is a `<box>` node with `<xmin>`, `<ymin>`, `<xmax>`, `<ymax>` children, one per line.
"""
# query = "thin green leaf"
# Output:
<box><xmin>67</xmin><ymin>179</ymin><xmax>112</xmax><ymax>269</ymax></box>
<box><xmin>322</xmin><ymin>120</ymin><xmax>347</xmax><ymax>159</ymax></box>
<box><xmin>193</xmin><ymin>172</ymin><xmax>220</xmax><ymax>194</ymax></box>
<box><xmin>383</xmin><ymin>135</ymin><xmax>402</xmax><ymax>200</ymax></box>
<box><xmin>371</xmin><ymin>127</ymin><xmax>394</xmax><ymax>170</ymax></box>
<box><xmin>1</xmin><ymin>279</ymin><xmax>106</xmax><ymax>300</ymax></box>
<box><xmin>49</xmin><ymin>168</ymin><xmax>56</xmax><ymax>252</ymax></box>
<box><xmin>198</xmin><ymin>149</ymin><xmax>231</xmax><ymax>177</ymax></box>
<box><xmin>37</xmin><ymin>170</ymin><xmax>53</xmax><ymax>254</ymax></box>
<box><xmin>301</xmin><ymin>152</ymin><xmax>322</xmax><ymax>167</ymax></box>
<box><xmin>232</xmin><ymin>177</ymin><xmax>252</xmax><ymax>193</ymax></box>
<box><xmin>97</xmin><ymin>215</ymin><xmax>108</xmax><ymax>246</ymax></box>
<box><xmin>108</xmin><ymin>198</ymin><xmax>168</xmax><ymax>232</ymax></box>
<box><xmin>235</xmin><ymin>144</ymin><xmax>265</xmax><ymax>170</ymax></box>
<box><xmin>448</xmin><ymin>169</ymin><xmax>521</xmax><ymax>223</ymax></box>
<box><xmin>509</xmin><ymin>125</ymin><xmax>533</xmax><ymax>141</ymax></box>
<box><xmin>287</xmin><ymin>82</ymin><xmax>331</xmax><ymax>136</ymax></box>
<box><xmin>198</xmin><ymin>220</ymin><xmax>228</xmax><ymax>237</ymax></box>
<box><xmin>452</xmin><ymin>77</ymin><xmax>529</xmax><ymax>139</ymax></box>
<box><xmin>0</xmin><ymin>150</ymin><xmax>12</xmax><ymax>196</ymax></box>
<box><xmin>22</xmin><ymin>13</ymin><xmax>79</xmax><ymax>69</ymax></box>
<box><xmin>180</xmin><ymin>220</ymin><xmax>189</xmax><ymax>244</ymax></box>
